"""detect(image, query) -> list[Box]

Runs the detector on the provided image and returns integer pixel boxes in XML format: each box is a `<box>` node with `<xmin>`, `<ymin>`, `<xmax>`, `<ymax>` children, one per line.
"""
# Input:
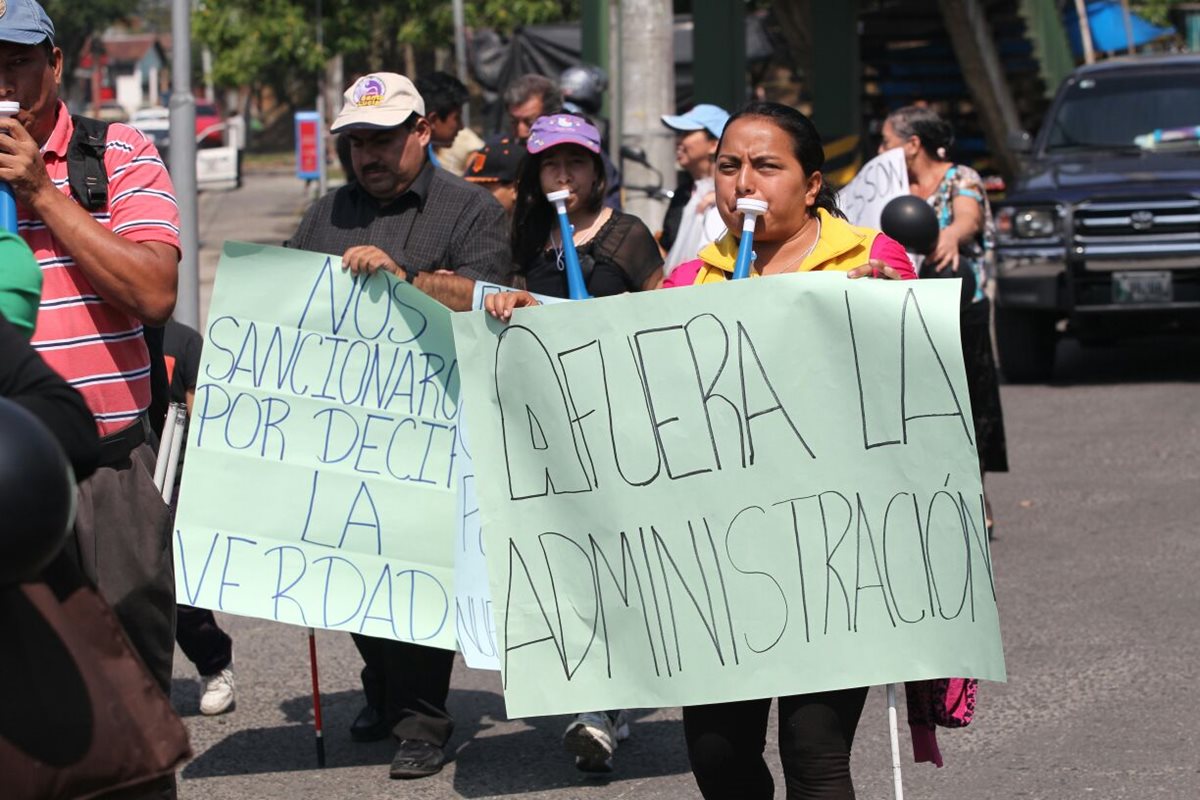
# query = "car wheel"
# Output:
<box><xmin>995</xmin><ymin>307</ymin><xmax>1057</xmax><ymax>383</ymax></box>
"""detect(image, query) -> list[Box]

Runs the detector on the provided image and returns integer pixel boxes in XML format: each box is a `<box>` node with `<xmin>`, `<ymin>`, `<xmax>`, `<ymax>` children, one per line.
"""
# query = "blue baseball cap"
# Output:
<box><xmin>661</xmin><ymin>104</ymin><xmax>730</xmax><ymax>139</ymax></box>
<box><xmin>0</xmin><ymin>0</ymin><xmax>54</xmax><ymax>46</ymax></box>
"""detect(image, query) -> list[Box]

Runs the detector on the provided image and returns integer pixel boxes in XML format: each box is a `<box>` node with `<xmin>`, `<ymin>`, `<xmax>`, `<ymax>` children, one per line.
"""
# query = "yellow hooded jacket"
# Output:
<box><xmin>673</xmin><ymin>208</ymin><xmax>888</xmax><ymax>285</ymax></box>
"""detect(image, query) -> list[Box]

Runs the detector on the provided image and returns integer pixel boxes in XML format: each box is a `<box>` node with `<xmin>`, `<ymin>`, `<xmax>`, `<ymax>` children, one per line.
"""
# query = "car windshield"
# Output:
<box><xmin>1044</xmin><ymin>71</ymin><xmax>1200</xmax><ymax>153</ymax></box>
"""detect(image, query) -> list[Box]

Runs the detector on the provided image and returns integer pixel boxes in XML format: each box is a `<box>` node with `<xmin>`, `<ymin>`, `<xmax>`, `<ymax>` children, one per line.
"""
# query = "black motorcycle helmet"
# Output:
<box><xmin>559</xmin><ymin>64</ymin><xmax>608</xmax><ymax>116</ymax></box>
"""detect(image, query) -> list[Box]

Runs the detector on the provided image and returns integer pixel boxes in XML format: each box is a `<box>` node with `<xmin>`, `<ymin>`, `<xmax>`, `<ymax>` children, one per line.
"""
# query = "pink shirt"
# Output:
<box><xmin>27</xmin><ymin>103</ymin><xmax>181</xmax><ymax>435</ymax></box>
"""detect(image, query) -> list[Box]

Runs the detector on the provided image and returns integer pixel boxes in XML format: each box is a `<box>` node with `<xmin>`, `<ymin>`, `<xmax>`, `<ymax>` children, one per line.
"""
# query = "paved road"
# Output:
<box><xmin>175</xmin><ymin>174</ymin><xmax>1200</xmax><ymax>799</ymax></box>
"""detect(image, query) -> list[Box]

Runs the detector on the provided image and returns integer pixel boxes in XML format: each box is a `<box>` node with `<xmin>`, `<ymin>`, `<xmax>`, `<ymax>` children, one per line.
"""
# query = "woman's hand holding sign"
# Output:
<box><xmin>847</xmin><ymin>259</ymin><xmax>906</xmax><ymax>281</ymax></box>
<box><xmin>484</xmin><ymin>290</ymin><xmax>540</xmax><ymax>322</ymax></box>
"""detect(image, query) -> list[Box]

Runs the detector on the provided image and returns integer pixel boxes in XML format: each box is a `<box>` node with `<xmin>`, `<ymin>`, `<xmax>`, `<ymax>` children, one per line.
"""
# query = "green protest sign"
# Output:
<box><xmin>452</xmin><ymin>273</ymin><xmax>1006</xmax><ymax>718</ymax></box>
<box><xmin>173</xmin><ymin>242</ymin><xmax>460</xmax><ymax>649</ymax></box>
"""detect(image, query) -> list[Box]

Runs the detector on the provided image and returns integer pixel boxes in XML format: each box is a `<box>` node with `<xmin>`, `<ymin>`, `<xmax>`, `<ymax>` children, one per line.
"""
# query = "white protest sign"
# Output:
<box><xmin>837</xmin><ymin>147</ymin><xmax>909</xmax><ymax>231</ymax></box>
<box><xmin>455</xmin><ymin>282</ymin><xmax>561</xmax><ymax>670</ymax></box>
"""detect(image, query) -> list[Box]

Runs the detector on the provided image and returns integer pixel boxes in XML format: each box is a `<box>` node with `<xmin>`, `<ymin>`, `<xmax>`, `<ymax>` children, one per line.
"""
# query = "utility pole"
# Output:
<box><xmin>452</xmin><ymin>0</ymin><xmax>469</xmax><ymax>126</ymax></box>
<box><xmin>938</xmin><ymin>0</ymin><xmax>1023</xmax><ymax>181</ymax></box>
<box><xmin>315</xmin><ymin>0</ymin><xmax>327</xmax><ymax>198</ymax></box>
<box><xmin>1074</xmin><ymin>0</ymin><xmax>1096</xmax><ymax>64</ymax></box>
<box><xmin>693</xmin><ymin>0</ymin><xmax>746</xmax><ymax>113</ymax></box>
<box><xmin>1119</xmin><ymin>0</ymin><xmax>1136</xmax><ymax>55</ymax></box>
<box><xmin>607</xmin><ymin>0</ymin><xmax>622</xmax><ymax>171</ymax></box>
<box><xmin>581</xmin><ymin>0</ymin><xmax>610</xmax><ymax>121</ymax></box>
<box><xmin>619</xmin><ymin>0</ymin><xmax>673</xmax><ymax>226</ymax></box>
<box><xmin>170</xmin><ymin>0</ymin><xmax>199</xmax><ymax>329</ymax></box>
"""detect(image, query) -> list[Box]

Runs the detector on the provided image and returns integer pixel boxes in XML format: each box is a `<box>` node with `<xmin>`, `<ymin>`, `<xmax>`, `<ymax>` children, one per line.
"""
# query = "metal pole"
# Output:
<box><xmin>887</xmin><ymin>684</ymin><xmax>905</xmax><ymax>799</ymax></box>
<box><xmin>1074</xmin><ymin>0</ymin><xmax>1097</xmax><ymax>64</ymax></box>
<box><xmin>581</xmin><ymin>0</ymin><xmax>610</xmax><ymax>121</ymax></box>
<box><xmin>308</xmin><ymin>628</ymin><xmax>326</xmax><ymax>768</ymax></box>
<box><xmin>608</xmin><ymin>0</ymin><xmax>621</xmax><ymax>170</ymax></box>
<box><xmin>1119</xmin><ymin>0</ymin><xmax>1137</xmax><ymax>55</ymax></box>
<box><xmin>316</xmin><ymin>0</ymin><xmax>327</xmax><ymax>197</ymax></box>
<box><xmin>452</xmin><ymin>0</ymin><xmax>469</xmax><ymax>127</ymax></box>
<box><xmin>170</xmin><ymin>0</ymin><xmax>199</xmax><ymax>329</ymax></box>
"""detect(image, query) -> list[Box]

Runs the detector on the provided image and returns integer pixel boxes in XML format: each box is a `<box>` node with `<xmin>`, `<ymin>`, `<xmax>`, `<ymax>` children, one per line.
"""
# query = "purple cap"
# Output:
<box><xmin>526</xmin><ymin>114</ymin><xmax>602</xmax><ymax>155</ymax></box>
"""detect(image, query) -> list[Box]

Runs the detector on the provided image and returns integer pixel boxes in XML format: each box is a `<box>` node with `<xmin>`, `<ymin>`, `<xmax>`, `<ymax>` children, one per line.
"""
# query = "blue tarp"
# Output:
<box><xmin>1064</xmin><ymin>0</ymin><xmax>1175</xmax><ymax>55</ymax></box>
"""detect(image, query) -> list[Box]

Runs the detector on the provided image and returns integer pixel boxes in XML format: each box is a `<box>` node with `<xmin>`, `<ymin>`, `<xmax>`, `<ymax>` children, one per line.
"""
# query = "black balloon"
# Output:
<box><xmin>880</xmin><ymin>194</ymin><xmax>975</xmax><ymax>305</ymax></box>
<box><xmin>0</xmin><ymin>398</ymin><xmax>75</xmax><ymax>585</ymax></box>
<box><xmin>880</xmin><ymin>195</ymin><xmax>941</xmax><ymax>256</ymax></box>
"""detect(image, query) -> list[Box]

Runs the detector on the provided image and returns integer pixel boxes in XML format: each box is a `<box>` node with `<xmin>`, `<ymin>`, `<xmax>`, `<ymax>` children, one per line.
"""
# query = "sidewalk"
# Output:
<box><xmin>196</xmin><ymin>173</ymin><xmax>315</xmax><ymax>327</ymax></box>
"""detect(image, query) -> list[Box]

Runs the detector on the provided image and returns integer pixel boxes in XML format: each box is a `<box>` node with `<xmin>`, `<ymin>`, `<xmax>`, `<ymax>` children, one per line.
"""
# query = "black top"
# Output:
<box><xmin>164</xmin><ymin>320</ymin><xmax>203</xmax><ymax>404</ymax></box>
<box><xmin>286</xmin><ymin>161</ymin><xmax>511</xmax><ymax>285</ymax></box>
<box><xmin>0</xmin><ymin>313</ymin><xmax>99</xmax><ymax>480</ymax></box>
<box><xmin>523</xmin><ymin>212</ymin><xmax>663</xmax><ymax>299</ymax></box>
<box><xmin>163</xmin><ymin>319</ymin><xmax>203</xmax><ymax>484</ymax></box>
<box><xmin>660</xmin><ymin>171</ymin><xmax>694</xmax><ymax>251</ymax></box>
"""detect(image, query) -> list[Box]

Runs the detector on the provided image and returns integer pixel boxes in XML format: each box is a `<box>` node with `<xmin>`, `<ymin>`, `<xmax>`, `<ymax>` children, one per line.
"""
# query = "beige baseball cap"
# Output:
<box><xmin>331</xmin><ymin>73</ymin><xmax>426</xmax><ymax>133</ymax></box>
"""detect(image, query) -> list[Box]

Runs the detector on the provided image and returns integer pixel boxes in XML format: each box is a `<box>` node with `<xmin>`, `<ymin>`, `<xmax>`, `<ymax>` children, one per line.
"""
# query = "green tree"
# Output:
<box><xmin>194</xmin><ymin>0</ymin><xmax>326</xmax><ymax>103</ymax></box>
<box><xmin>44</xmin><ymin>0</ymin><xmax>139</xmax><ymax>81</ymax></box>
<box><xmin>194</xmin><ymin>0</ymin><xmax>579</xmax><ymax>102</ymax></box>
<box><xmin>1131</xmin><ymin>0</ymin><xmax>1187</xmax><ymax>27</ymax></box>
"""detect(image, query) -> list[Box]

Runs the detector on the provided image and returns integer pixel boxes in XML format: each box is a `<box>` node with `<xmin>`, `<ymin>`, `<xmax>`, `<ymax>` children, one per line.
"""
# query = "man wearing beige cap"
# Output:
<box><xmin>287</xmin><ymin>72</ymin><xmax>509</xmax><ymax>780</ymax></box>
<box><xmin>288</xmin><ymin>72</ymin><xmax>509</xmax><ymax>312</ymax></box>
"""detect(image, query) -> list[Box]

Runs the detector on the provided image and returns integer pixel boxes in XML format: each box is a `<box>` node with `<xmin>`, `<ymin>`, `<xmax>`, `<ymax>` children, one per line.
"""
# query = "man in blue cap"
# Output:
<box><xmin>0</xmin><ymin>1</ymin><xmax>182</xmax><ymax>797</ymax></box>
<box><xmin>659</xmin><ymin>103</ymin><xmax>730</xmax><ymax>272</ymax></box>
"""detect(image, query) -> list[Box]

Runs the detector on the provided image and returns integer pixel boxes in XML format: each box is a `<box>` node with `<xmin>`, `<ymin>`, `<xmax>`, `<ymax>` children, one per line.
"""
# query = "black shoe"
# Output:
<box><xmin>388</xmin><ymin>739</ymin><xmax>445</xmax><ymax>779</ymax></box>
<box><xmin>349</xmin><ymin>705</ymin><xmax>392</xmax><ymax>742</ymax></box>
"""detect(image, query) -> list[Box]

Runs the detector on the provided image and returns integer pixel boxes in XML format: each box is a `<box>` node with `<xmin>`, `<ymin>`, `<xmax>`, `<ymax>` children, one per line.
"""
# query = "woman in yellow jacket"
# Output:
<box><xmin>485</xmin><ymin>103</ymin><xmax>914</xmax><ymax>798</ymax></box>
<box><xmin>664</xmin><ymin>102</ymin><xmax>914</xmax><ymax>800</ymax></box>
<box><xmin>664</xmin><ymin>103</ymin><xmax>914</xmax><ymax>289</ymax></box>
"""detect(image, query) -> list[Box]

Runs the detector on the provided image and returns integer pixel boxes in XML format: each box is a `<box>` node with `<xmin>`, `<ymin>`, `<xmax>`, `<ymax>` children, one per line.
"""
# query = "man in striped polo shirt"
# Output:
<box><xmin>0</xmin><ymin>0</ymin><xmax>181</xmax><ymax>715</ymax></box>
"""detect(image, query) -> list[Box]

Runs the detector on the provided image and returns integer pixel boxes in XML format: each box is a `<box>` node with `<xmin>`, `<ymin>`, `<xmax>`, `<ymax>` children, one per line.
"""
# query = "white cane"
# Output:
<box><xmin>154</xmin><ymin>402</ymin><xmax>187</xmax><ymax>501</ymax></box>
<box><xmin>887</xmin><ymin>684</ymin><xmax>905</xmax><ymax>800</ymax></box>
<box><xmin>152</xmin><ymin>401</ymin><xmax>178</xmax><ymax>492</ymax></box>
<box><xmin>160</xmin><ymin>404</ymin><xmax>188</xmax><ymax>503</ymax></box>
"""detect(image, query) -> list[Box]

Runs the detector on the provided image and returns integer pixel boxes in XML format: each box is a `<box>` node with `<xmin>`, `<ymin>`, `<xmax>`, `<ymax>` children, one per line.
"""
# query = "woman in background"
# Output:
<box><xmin>880</xmin><ymin>105</ymin><xmax>1008</xmax><ymax>538</ymax></box>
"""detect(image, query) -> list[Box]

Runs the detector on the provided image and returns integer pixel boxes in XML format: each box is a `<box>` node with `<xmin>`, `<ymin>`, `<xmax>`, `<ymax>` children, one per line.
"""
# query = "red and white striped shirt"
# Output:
<box><xmin>28</xmin><ymin>102</ymin><xmax>181</xmax><ymax>436</ymax></box>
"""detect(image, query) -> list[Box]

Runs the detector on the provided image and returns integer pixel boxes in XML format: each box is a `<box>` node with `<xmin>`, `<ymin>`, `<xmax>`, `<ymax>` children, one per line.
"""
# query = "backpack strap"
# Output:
<box><xmin>66</xmin><ymin>115</ymin><xmax>172</xmax><ymax>437</ymax></box>
<box><xmin>66</xmin><ymin>115</ymin><xmax>110</xmax><ymax>212</ymax></box>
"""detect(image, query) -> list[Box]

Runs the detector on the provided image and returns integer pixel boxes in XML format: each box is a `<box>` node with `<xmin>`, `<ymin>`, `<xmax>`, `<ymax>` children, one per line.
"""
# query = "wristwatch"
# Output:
<box><xmin>401</xmin><ymin>264</ymin><xmax>418</xmax><ymax>284</ymax></box>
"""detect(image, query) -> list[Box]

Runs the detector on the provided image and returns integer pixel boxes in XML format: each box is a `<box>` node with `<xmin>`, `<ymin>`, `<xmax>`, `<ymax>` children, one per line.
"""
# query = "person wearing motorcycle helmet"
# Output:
<box><xmin>559</xmin><ymin>64</ymin><xmax>607</xmax><ymax>117</ymax></box>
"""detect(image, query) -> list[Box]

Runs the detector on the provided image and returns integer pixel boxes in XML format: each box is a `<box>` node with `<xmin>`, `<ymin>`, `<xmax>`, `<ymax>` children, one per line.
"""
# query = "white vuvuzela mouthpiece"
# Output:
<box><xmin>546</xmin><ymin>189</ymin><xmax>571</xmax><ymax>207</ymax></box>
<box><xmin>736</xmin><ymin>198</ymin><xmax>768</xmax><ymax>215</ymax></box>
<box><xmin>736</xmin><ymin>198</ymin><xmax>768</xmax><ymax>231</ymax></box>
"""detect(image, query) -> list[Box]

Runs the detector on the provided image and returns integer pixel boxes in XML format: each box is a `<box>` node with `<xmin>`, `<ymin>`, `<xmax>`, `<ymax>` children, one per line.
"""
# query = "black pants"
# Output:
<box><xmin>683</xmin><ymin>687</ymin><xmax>869</xmax><ymax>800</ymax></box>
<box><xmin>351</xmin><ymin>634</ymin><xmax>455</xmax><ymax>747</ymax></box>
<box><xmin>175</xmin><ymin>605</ymin><xmax>233</xmax><ymax>675</ymax></box>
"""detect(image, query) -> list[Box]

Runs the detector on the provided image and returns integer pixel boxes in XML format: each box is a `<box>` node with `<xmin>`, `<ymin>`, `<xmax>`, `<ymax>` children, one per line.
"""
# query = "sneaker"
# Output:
<box><xmin>199</xmin><ymin>666</ymin><xmax>236</xmax><ymax>715</ymax></box>
<box><xmin>563</xmin><ymin>710</ymin><xmax>630</xmax><ymax>772</ymax></box>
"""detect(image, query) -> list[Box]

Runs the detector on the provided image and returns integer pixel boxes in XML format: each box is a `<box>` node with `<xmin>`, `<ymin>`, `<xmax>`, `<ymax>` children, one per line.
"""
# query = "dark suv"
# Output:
<box><xmin>993</xmin><ymin>55</ymin><xmax>1200</xmax><ymax>380</ymax></box>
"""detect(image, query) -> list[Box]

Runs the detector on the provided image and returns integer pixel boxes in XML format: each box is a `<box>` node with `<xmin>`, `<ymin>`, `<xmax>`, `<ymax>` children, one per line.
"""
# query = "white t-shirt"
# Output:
<box><xmin>663</xmin><ymin>177</ymin><xmax>726</xmax><ymax>275</ymax></box>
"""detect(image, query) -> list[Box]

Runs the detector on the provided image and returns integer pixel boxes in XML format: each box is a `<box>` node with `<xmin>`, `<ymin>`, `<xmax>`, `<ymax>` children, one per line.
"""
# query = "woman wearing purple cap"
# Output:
<box><xmin>484</xmin><ymin>114</ymin><xmax>662</xmax><ymax>773</ymax></box>
<box><xmin>485</xmin><ymin>113</ymin><xmax>662</xmax><ymax>325</ymax></box>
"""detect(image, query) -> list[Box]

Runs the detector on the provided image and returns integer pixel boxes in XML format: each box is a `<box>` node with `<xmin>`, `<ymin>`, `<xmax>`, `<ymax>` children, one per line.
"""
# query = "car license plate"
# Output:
<box><xmin>1112</xmin><ymin>271</ymin><xmax>1172</xmax><ymax>304</ymax></box>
